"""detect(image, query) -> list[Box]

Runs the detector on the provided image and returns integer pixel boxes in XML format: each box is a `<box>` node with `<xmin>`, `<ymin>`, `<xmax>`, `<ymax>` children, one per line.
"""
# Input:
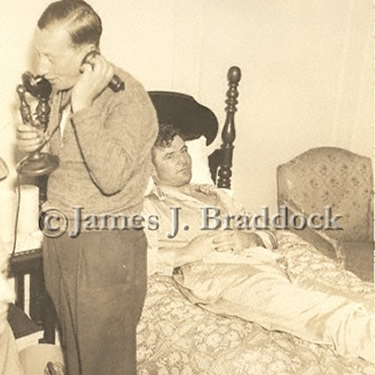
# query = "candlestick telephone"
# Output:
<box><xmin>16</xmin><ymin>51</ymin><xmax>124</xmax><ymax>177</ymax></box>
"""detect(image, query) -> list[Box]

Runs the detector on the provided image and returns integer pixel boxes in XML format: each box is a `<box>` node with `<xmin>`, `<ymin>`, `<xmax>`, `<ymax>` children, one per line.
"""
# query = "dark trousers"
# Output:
<box><xmin>43</xmin><ymin>230</ymin><xmax>147</xmax><ymax>375</ymax></box>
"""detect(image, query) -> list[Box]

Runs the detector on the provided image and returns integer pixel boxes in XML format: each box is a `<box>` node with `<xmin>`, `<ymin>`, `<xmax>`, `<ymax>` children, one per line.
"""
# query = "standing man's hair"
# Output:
<box><xmin>37</xmin><ymin>0</ymin><xmax>102</xmax><ymax>48</ymax></box>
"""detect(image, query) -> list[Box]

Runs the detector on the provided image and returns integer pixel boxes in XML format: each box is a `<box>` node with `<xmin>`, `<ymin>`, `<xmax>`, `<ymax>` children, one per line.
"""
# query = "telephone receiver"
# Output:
<box><xmin>81</xmin><ymin>50</ymin><xmax>125</xmax><ymax>93</ymax></box>
<box><xmin>22</xmin><ymin>71</ymin><xmax>52</xmax><ymax>99</ymax></box>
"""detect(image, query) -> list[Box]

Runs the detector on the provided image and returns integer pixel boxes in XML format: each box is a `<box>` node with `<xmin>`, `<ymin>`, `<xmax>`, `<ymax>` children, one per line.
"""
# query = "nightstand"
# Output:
<box><xmin>9</xmin><ymin>248</ymin><xmax>56</xmax><ymax>344</ymax></box>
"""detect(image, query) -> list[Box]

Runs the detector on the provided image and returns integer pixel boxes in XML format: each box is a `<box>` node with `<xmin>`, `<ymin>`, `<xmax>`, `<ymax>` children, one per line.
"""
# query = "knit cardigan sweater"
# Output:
<box><xmin>44</xmin><ymin>67</ymin><xmax>158</xmax><ymax>225</ymax></box>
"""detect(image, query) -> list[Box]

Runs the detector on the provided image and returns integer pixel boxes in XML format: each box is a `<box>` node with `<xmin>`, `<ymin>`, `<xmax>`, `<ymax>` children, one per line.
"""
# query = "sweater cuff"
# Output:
<box><xmin>70</xmin><ymin>106</ymin><xmax>103</xmax><ymax>139</ymax></box>
<box><xmin>157</xmin><ymin>248</ymin><xmax>176</xmax><ymax>276</ymax></box>
<box><xmin>256</xmin><ymin>231</ymin><xmax>277</xmax><ymax>250</ymax></box>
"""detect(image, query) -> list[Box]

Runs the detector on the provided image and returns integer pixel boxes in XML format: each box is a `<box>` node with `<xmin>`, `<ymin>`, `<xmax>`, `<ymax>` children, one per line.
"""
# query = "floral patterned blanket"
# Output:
<box><xmin>137</xmin><ymin>231</ymin><xmax>374</xmax><ymax>375</ymax></box>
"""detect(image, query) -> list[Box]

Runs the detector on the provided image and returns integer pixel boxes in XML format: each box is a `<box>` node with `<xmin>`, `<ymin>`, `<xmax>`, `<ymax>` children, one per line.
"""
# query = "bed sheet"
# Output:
<box><xmin>137</xmin><ymin>230</ymin><xmax>373</xmax><ymax>375</ymax></box>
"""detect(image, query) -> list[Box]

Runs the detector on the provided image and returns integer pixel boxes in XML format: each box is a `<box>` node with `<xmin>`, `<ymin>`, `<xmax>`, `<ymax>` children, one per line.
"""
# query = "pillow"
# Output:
<box><xmin>186</xmin><ymin>136</ymin><xmax>214</xmax><ymax>185</ymax></box>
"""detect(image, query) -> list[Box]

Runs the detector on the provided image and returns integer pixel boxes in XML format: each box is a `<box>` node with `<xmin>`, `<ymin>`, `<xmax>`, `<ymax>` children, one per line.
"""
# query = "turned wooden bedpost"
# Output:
<box><xmin>217</xmin><ymin>66</ymin><xmax>241</xmax><ymax>189</ymax></box>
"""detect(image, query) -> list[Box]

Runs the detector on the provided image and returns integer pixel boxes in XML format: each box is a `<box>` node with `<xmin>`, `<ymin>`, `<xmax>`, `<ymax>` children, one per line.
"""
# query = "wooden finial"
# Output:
<box><xmin>227</xmin><ymin>66</ymin><xmax>241</xmax><ymax>84</ymax></box>
<box><xmin>217</xmin><ymin>66</ymin><xmax>242</xmax><ymax>189</ymax></box>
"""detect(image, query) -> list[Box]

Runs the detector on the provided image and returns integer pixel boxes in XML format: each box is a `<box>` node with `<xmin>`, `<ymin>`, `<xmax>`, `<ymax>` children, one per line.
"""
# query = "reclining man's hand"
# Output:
<box><xmin>16</xmin><ymin>124</ymin><xmax>44</xmax><ymax>153</ymax></box>
<box><xmin>184</xmin><ymin>233</ymin><xmax>221</xmax><ymax>260</ymax></box>
<box><xmin>175</xmin><ymin>233</ymin><xmax>230</xmax><ymax>267</ymax></box>
<box><xmin>212</xmin><ymin>231</ymin><xmax>264</xmax><ymax>253</ymax></box>
<box><xmin>175</xmin><ymin>231</ymin><xmax>265</xmax><ymax>267</ymax></box>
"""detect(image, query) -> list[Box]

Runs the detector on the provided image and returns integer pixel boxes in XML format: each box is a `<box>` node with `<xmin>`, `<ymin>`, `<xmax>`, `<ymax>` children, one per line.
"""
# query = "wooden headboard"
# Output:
<box><xmin>149</xmin><ymin>66</ymin><xmax>241</xmax><ymax>189</ymax></box>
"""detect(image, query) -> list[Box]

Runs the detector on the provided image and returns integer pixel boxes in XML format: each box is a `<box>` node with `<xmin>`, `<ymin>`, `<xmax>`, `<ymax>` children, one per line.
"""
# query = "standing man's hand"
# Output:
<box><xmin>71</xmin><ymin>54</ymin><xmax>114</xmax><ymax>112</ymax></box>
<box><xmin>16</xmin><ymin>124</ymin><xmax>44</xmax><ymax>153</ymax></box>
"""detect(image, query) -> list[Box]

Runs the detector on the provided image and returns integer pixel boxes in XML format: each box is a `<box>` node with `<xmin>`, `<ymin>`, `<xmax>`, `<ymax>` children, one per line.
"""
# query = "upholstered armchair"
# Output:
<box><xmin>277</xmin><ymin>147</ymin><xmax>373</xmax><ymax>282</ymax></box>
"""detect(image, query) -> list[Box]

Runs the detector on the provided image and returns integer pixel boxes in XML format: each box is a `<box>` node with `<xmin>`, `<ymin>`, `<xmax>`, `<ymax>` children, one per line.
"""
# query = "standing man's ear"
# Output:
<box><xmin>78</xmin><ymin>43</ymin><xmax>98</xmax><ymax>67</ymax></box>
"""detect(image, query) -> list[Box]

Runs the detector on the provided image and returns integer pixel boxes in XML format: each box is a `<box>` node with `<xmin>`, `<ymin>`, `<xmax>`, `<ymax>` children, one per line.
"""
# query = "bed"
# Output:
<box><xmin>10</xmin><ymin>66</ymin><xmax>373</xmax><ymax>375</ymax></box>
<box><xmin>137</xmin><ymin>234</ymin><xmax>373</xmax><ymax>375</ymax></box>
<box><xmin>136</xmin><ymin>67</ymin><xmax>374</xmax><ymax>375</ymax></box>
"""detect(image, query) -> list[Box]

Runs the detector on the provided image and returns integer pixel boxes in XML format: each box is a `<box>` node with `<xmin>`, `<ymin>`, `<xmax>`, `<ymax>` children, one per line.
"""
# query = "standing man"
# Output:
<box><xmin>16</xmin><ymin>1</ymin><xmax>158</xmax><ymax>374</ymax></box>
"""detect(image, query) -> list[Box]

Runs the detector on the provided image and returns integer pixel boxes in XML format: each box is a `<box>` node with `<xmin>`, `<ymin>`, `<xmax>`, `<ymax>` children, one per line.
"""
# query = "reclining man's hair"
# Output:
<box><xmin>37</xmin><ymin>0</ymin><xmax>102</xmax><ymax>48</ymax></box>
<box><xmin>152</xmin><ymin>124</ymin><xmax>184</xmax><ymax>161</ymax></box>
<box><xmin>153</xmin><ymin>124</ymin><xmax>184</xmax><ymax>149</ymax></box>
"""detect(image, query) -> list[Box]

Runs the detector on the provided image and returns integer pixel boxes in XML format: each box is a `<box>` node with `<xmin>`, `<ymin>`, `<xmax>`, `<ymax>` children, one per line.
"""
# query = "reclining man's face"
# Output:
<box><xmin>0</xmin><ymin>248</ymin><xmax>15</xmax><ymax>335</ymax></box>
<box><xmin>152</xmin><ymin>135</ymin><xmax>192</xmax><ymax>187</ymax></box>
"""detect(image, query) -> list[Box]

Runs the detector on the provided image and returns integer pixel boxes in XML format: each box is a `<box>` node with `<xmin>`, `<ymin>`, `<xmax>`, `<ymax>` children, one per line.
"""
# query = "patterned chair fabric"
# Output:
<box><xmin>277</xmin><ymin>147</ymin><xmax>373</xmax><ymax>279</ymax></box>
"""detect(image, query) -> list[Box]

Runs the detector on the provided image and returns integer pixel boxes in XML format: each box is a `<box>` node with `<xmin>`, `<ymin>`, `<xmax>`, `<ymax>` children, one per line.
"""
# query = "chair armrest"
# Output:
<box><xmin>277</xmin><ymin>204</ymin><xmax>345</xmax><ymax>265</ymax></box>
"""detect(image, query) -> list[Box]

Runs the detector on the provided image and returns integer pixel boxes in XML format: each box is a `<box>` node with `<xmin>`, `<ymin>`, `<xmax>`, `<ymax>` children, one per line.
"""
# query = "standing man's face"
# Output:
<box><xmin>0</xmin><ymin>249</ymin><xmax>15</xmax><ymax>335</ymax></box>
<box><xmin>33</xmin><ymin>23</ymin><xmax>94</xmax><ymax>91</ymax></box>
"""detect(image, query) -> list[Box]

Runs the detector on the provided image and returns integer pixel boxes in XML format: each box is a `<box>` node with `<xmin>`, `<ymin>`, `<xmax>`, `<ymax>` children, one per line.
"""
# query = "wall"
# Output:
<box><xmin>0</xmin><ymin>0</ymin><xmax>372</xmax><ymax>242</ymax></box>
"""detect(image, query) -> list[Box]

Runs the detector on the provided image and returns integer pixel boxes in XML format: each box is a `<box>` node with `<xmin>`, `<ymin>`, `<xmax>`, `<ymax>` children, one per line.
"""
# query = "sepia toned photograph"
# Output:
<box><xmin>0</xmin><ymin>1</ymin><xmax>373</xmax><ymax>374</ymax></box>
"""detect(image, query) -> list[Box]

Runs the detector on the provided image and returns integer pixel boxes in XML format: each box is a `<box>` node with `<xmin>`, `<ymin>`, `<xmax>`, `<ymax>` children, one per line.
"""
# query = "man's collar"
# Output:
<box><xmin>151</xmin><ymin>182</ymin><xmax>216</xmax><ymax>201</ymax></box>
<box><xmin>59</xmin><ymin>89</ymin><xmax>72</xmax><ymax>111</ymax></box>
<box><xmin>151</xmin><ymin>184</ymin><xmax>191</xmax><ymax>201</ymax></box>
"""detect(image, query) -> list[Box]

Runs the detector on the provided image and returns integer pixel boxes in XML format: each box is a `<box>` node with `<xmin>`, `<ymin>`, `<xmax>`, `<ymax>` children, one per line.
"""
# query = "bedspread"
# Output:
<box><xmin>137</xmin><ymin>231</ymin><xmax>373</xmax><ymax>375</ymax></box>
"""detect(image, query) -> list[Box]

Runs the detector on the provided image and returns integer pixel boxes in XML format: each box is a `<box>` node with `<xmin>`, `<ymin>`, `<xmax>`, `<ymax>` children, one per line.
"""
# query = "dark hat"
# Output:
<box><xmin>148</xmin><ymin>91</ymin><xmax>218</xmax><ymax>146</ymax></box>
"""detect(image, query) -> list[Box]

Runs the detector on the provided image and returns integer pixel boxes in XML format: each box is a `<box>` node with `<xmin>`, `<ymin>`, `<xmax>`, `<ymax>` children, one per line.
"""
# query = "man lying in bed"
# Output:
<box><xmin>143</xmin><ymin>124</ymin><xmax>374</xmax><ymax>364</ymax></box>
